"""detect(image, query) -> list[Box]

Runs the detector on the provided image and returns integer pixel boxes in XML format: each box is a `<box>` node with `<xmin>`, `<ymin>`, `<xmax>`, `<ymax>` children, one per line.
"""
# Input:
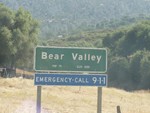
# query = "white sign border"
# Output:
<box><xmin>34</xmin><ymin>46</ymin><xmax>107</xmax><ymax>74</ymax></box>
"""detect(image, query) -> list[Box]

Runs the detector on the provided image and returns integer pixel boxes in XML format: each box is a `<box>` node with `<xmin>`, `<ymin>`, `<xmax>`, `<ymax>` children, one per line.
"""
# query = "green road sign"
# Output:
<box><xmin>34</xmin><ymin>46</ymin><xmax>107</xmax><ymax>73</ymax></box>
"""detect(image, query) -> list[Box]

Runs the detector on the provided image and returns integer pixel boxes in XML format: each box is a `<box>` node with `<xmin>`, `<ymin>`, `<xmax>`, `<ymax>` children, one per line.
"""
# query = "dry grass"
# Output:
<box><xmin>16</xmin><ymin>68</ymin><xmax>34</xmax><ymax>76</ymax></box>
<box><xmin>0</xmin><ymin>77</ymin><xmax>150</xmax><ymax>113</ymax></box>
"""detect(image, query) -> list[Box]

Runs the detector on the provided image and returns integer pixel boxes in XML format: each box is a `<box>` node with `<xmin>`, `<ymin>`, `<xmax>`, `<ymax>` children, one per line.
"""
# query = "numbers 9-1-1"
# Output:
<box><xmin>92</xmin><ymin>77</ymin><xmax>106</xmax><ymax>84</ymax></box>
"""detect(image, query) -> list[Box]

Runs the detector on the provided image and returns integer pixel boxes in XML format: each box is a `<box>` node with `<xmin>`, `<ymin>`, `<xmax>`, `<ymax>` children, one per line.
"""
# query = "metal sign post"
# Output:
<box><xmin>97</xmin><ymin>87</ymin><xmax>102</xmax><ymax>113</ymax></box>
<box><xmin>36</xmin><ymin>86</ymin><xmax>42</xmax><ymax>113</ymax></box>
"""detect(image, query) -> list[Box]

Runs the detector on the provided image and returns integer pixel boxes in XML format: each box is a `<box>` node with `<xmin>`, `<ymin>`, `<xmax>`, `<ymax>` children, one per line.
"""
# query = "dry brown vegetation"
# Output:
<box><xmin>16</xmin><ymin>68</ymin><xmax>34</xmax><ymax>76</ymax></box>
<box><xmin>0</xmin><ymin>77</ymin><xmax>150</xmax><ymax>113</ymax></box>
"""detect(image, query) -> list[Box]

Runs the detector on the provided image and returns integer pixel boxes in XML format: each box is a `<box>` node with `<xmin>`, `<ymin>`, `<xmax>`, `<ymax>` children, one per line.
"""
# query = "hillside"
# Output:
<box><xmin>1</xmin><ymin>0</ymin><xmax>150</xmax><ymax>38</ymax></box>
<box><xmin>0</xmin><ymin>77</ymin><xmax>150</xmax><ymax>113</ymax></box>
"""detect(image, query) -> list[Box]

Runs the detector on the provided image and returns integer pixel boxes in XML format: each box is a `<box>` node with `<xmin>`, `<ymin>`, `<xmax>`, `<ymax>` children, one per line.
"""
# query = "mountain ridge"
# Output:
<box><xmin>1</xmin><ymin>0</ymin><xmax>150</xmax><ymax>38</ymax></box>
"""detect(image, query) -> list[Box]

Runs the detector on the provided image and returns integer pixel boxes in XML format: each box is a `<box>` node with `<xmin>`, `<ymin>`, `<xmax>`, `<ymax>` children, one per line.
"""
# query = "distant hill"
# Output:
<box><xmin>1</xmin><ymin>0</ymin><xmax>150</xmax><ymax>38</ymax></box>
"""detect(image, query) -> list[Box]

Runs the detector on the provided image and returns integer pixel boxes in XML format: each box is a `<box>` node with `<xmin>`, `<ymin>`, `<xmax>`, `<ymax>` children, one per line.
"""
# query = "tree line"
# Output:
<box><xmin>103</xmin><ymin>21</ymin><xmax>150</xmax><ymax>90</ymax></box>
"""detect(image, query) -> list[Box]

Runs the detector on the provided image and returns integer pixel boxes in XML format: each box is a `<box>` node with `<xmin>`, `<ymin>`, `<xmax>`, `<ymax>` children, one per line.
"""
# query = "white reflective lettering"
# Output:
<box><xmin>48</xmin><ymin>54</ymin><xmax>53</xmax><ymax>59</ymax></box>
<box><xmin>72</xmin><ymin>53</ymin><xmax>78</xmax><ymax>60</ymax></box>
<box><xmin>97</xmin><ymin>56</ymin><xmax>102</xmax><ymax>63</ymax></box>
<box><xmin>36</xmin><ymin>77</ymin><xmax>39</xmax><ymax>82</ymax></box>
<box><xmin>41</xmin><ymin>52</ymin><xmax>47</xmax><ymax>59</ymax></box>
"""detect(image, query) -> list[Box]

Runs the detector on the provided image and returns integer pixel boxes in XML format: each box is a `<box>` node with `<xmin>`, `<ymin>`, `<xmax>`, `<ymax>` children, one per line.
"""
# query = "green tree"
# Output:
<box><xmin>139</xmin><ymin>50</ymin><xmax>150</xmax><ymax>89</ymax></box>
<box><xmin>103</xmin><ymin>29</ymin><xmax>126</xmax><ymax>56</ymax></box>
<box><xmin>129</xmin><ymin>51</ymin><xmax>143</xmax><ymax>89</ymax></box>
<box><xmin>12</xmin><ymin>8</ymin><xmax>39</xmax><ymax>68</ymax></box>
<box><xmin>108</xmin><ymin>57</ymin><xmax>131</xmax><ymax>90</ymax></box>
<box><xmin>0</xmin><ymin>4</ymin><xmax>39</xmax><ymax>69</ymax></box>
<box><xmin>128</xmin><ymin>50</ymin><xmax>150</xmax><ymax>89</ymax></box>
<box><xmin>0</xmin><ymin>4</ymin><xmax>14</xmax><ymax>66</ymax></box>
<box><xmin>117</xmin><ymin>21</ymin><xmax>150</xmax><ymax>56</ymax></box>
